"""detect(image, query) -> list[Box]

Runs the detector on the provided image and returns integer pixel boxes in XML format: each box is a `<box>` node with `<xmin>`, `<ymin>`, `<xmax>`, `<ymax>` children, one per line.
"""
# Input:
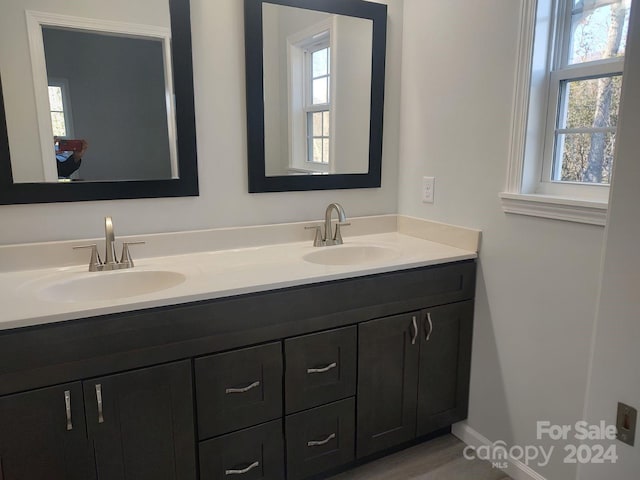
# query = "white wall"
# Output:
<box><xmin>397</xmin><ymin>1</ymin><xmax>605</xmax><ymax>479</ymax></box>
<box><xmin>0</xmin><ymin>0</ymin><xmax>403</xmax><ymax>244</ymax></box>
<box><xmin>579</xmin><ymin>2</ymin><xmax>640</xmax><ymax>479</ymax></box>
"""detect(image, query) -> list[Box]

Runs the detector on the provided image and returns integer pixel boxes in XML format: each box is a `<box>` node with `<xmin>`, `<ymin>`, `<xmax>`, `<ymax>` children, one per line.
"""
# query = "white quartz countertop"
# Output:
<box><xmin>0</xmin><ymin>231</ymin><xmax>476</xmax><ymax>331</ymax></box>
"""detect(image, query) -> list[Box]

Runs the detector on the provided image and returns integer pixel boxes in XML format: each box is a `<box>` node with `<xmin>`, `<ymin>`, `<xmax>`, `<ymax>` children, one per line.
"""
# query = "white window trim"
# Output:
<box><xmin>501</xmin><ymin>0</ymin><xmax>610</xmax><ymax>226</ymax></box>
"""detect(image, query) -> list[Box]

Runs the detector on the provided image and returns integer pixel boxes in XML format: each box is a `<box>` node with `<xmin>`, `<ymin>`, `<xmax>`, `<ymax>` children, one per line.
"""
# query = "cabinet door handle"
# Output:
<box><xmin>225</xmin><ymin>380</ymin><xmax>260</xmax><ymax>394</ymax></box>
<box><xmin>411</xmin><ymin>315</ymin><xmax>418</xmax><ymax>345</ymax></box>
<box><xmin>95</xmin><ymin>384</ymin><xmax>104</xmax><ymax>424</ymax></box>
<box><xmin>225</xmin><ymin>460</ymin><xmax>260</xmax><ymax>475</ymax></box>
<box><xmin>307</xmin><ymin>362</ymin><xmax>337</xmax><ymax>374</ymax></box>
<box><xmin>64</xmin><ymin>390</ymin><xmax>73</xmax><ymax>431</ymax></box>
<box><xmin>307</xmin><ymin>432</ymin><xmax>336</xmax><ymax>447</ymax></box>
<box><xmin>425</xmin><ymin>312</ymin><xmax>434</xmax><ymax>341</ymax></box>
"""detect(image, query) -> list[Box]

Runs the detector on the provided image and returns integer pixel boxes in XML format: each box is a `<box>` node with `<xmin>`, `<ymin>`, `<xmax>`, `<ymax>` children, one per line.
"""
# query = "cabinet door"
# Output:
<box><xmin>417</xmin><ymin>300</ymin><xmax>474</xmax><ymax>436</ymax></box>
<box><xmin>84</xmin><ymin>360</ymin><xmax>196</xmax><ymax>480</ymax></box>
<box><xmin>356</xmin><ymin>312</ymin><xmax>420</xmax><ymax>458</ymax></box>
<box><xmin>0</xmin><ymin>382</ymin><xmax>93</xmax><ymax>480</ymax></box>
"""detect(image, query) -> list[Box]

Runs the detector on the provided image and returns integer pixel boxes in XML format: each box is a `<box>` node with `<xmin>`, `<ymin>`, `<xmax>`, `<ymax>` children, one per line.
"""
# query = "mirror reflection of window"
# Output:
<box><xmin>306</xmin><ymin>41</ymin><xmax>330</xmax><ymax>165</ymax></box>
<box><xmin>48</xmin><ymin>80</ymin><xmax>73</xmax><ymax>138</ymax></box>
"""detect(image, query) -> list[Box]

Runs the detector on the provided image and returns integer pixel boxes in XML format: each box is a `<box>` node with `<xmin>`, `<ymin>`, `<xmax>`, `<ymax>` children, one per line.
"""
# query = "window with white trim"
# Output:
<box><xmin>305</xmin><ymin>41</ymin><xmax>331</xmax><ymax>165</ymax></box>
<box><xmin>287</xmin><ymin>20</ymin><xmax>334</xmax><ymax>174</ymax></box>
<box><xmin>502</xmin><ymin>0</ymin><xmax>633</xmax><ymax>224</ymax></box>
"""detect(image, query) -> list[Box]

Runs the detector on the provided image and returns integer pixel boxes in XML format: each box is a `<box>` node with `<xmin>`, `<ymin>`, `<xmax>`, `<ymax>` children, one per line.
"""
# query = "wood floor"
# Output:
<box><xmin>328</xmin><ymin>435</ymin><xmax>512</xmax><ymax>480</ymax></box>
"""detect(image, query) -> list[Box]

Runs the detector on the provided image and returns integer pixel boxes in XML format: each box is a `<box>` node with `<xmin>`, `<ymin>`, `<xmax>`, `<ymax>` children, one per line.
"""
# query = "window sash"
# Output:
<box><xmin>539</xmin><ymin>0</ymin><xmax>626</xmax><ymax>193</ymax></box>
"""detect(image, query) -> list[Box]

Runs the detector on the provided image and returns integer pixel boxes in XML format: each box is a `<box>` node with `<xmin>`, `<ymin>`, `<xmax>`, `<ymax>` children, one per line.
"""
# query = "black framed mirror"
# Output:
<box><xmin>244</xmin><ymin>0</ymin><xmax>387</xmax><ymax>193</ymax></box>
<box><xmin>0</xmin><ymin>0</ymin><xmax>198</xmax><ymax>205</ymax></box>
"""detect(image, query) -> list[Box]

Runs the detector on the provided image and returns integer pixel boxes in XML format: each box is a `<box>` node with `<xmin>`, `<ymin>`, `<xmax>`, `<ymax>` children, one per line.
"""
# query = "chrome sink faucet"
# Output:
<box><xmin>306</xmin><ymin>203</ymin><xmax>351</xmax><ymax>247</ymax></box>
<box><xmin>74</xmin><ymin>216</ymin><xmax>144</xmax><ymax>271</ymax></box>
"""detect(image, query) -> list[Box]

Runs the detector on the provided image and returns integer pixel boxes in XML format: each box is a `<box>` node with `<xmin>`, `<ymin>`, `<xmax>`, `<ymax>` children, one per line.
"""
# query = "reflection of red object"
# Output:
<box><xmin>57</xmin><ymin>139</ymin><xmax>84</xmax><ymax>152</ymax></box>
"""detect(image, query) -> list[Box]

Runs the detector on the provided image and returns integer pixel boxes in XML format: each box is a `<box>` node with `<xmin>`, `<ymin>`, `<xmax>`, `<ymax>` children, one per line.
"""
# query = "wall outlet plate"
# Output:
<box><xmin>422</xmin><ymin>176</ymin><xmax>435</xmax><ymax>203</ymax></box>
<box><xmin>616</xmin><ymin>402</ymin><xmax>637</xmax><ymax>446</ymax></box>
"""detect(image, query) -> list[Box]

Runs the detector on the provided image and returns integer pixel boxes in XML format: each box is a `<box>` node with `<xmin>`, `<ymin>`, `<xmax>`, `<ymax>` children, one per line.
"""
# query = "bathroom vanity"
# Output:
<box><xmin>0</xmin><ymin>219</ymin><xmax>478</xmax><ymax>480</ymax></box>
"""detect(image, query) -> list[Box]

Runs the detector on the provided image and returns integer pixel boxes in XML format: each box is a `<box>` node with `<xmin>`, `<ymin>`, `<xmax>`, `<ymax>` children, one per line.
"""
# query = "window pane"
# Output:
<box><xmin>312</xmin><ymin>47</ymin><xmax>328</xmax><ymax>77</ymax></box>
<box><xmin>322</xmin><ymin>138</ymin><xmax>330</xmax><ymax>164</ymax></box>
<box><xmin>51</xmin><ymin>112</ymin><xmax>66</xmax><ymax>137</ymax></box>
<box><xmin>312</xmin><ymin>138</ymin><xmax>323</xmax><ymax>163</ymax></box>
<box><xmin>312</xmin><ymin>77</ymin><xmax>328</xmax><ymax>104</ymax></box>
<box><xmin>312</xmin><ymin>112</ymin><xmax>323</xmax><ymax>136</ymax></box>
<box><xmin>322</xmin><ymin>111</ymin><xmax>330</xmax><ymax>136</ymax></box>
<box><xmin>568</xmin><ymin>0</ymin><xmax>632</xmax><ymax>64</ymax></box>
<box><xmin>560</xmin><ymin>75</ymin><xmax>622</xmax><ymax>129</ymax></box>
<box><xmin>555</xmin><ymin>132</ymin><xmax>615</xmax><ymax>184</ymax></box>
<box><xmin>48</xmin><ymin>86</ymin><xmax>64</xmax><ymax>112</ymax></box>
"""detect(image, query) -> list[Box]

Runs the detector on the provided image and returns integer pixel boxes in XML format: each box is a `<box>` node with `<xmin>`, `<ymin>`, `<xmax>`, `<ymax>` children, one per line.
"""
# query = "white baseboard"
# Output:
<box><xmin>452</xmin><ymin>422</ymin><xmax>547</xmax><ymax>480</ymax></box>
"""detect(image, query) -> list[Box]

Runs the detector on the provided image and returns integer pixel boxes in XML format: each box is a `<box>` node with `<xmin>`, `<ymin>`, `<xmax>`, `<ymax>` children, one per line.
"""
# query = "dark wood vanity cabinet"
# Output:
<box><xmin>0</xmin><ymin>362</ymin><xmax>196</xmax><ymax>480</ymax></box>
<box><xmin>84</xmin><ymin>361</ymin><xmax>196</xmax><ymax>480</ymax></box>
<box><xmin>0</xmin><ymin>261</ymin><xmax>476</xmax><ymax>480</ymax></box>
<box><xmin>0</xmin><ymin>383</ymin><xmax>92</xmax><ymax>480</ymax></box>
<box><xmin>357</xmin><ymin>300</ymin><xmax>474</xmax><ymax>459</ymax></box>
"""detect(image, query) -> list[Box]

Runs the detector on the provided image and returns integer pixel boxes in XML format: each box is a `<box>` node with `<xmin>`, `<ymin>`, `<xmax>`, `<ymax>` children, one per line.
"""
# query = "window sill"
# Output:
<box><xmin>499</xmin><ymin>192</ymin><xmax>607</xmax><ymax>226</ymax></box>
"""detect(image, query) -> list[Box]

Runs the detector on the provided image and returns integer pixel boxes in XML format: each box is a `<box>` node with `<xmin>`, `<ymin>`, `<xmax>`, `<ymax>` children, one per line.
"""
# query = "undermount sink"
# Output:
<box><xmin>37</xmin><ymin>270</ymin><xmax>186</xmax><ymax>303</ymax></box>
<box><xmin>303</xmin><ymin>244</ymin><xmax>401</xmax><ymax>266</ymax></box>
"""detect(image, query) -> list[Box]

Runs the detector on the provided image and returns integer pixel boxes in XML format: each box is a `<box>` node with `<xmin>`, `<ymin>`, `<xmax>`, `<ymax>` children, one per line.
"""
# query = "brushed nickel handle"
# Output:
<box><xmin>95</xmin><ymin>384</ymin><xmax>104</xmax><ymax>424</ymax></box>
<box><xmin>225</xmin><ymin>380</ymin><xmax>260</xmax><ymax>394</ymax></box>
<box><xmin>64</xmin><ymin>390</ymin><xmax>73</xmax><ymax>431</ymax></box>
<box><xmin>225</xmin><ymin>461</ymin><xmax>260</xmax><ymax>475</ymax></box>
<box><xmin>307</xmin><ymin>362</ymin><xmax>337</xmax><ymax>374</ymax></box>
<box><xmin>305</xmin><ymin>225</ymin><xmax>324</xmax><ymax>247</ymax></box>
<box><xmin>411</xmin><ymin>315</ymin><xmax>418</xmax><ymax>345</ymax></box>
<box><xmin>307</xmin><ymin>432</ymin><xmax>336</xmax><ymax>447</ymax></box>
<box><xmin>426</xmin><ymin>312</ymin><xmax>434</xmax><ymax>341</ymax></box>
<box><xmin>73</xmin><ymin>244</ymin><xmax>102</xmax><ymax>271</ymax></box>
<box><xmin>119</xmin><ymin>241</ymin><xmax>146</xmax><ymax>267</ymax></box>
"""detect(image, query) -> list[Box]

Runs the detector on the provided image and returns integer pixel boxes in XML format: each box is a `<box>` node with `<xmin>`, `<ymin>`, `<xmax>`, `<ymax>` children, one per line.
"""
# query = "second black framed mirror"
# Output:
<box><xmin>244</xmin><ymin>0</ymin><xmax>387</xmax><ymax>193</ymax></box>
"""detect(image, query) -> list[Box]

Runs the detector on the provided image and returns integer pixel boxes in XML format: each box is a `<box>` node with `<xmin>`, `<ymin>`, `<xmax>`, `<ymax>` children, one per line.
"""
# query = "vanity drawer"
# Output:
<box><xmin>195</xmin><ymin>342</ymin><xmax>282</xmax><ymax>439</ymax></box>
<box><xmin>285</xmin><ymin>326</ymin><xmax>356</xmax><ymax>414</ymax></box>
<box><xmin>285</xmin><ymin>397</ymin><xmax>355</xmax><ymax>480</ymax></box>
<box><xmin>199</xmin><ymin>419</ymin><xmax>284</xmax><ymax>480</ymax></box>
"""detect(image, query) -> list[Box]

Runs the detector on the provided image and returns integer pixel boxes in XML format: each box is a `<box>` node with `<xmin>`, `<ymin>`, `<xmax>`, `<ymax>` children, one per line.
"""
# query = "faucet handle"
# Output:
<box><xmin>73</xmin><ymin>244</ymin><xmax>102</xmax><ymax>272</ymax></box>
<box><xmin>305</xmin><ymin>225</ymin><xmax>324</xmax><ymax>247</ymax></box>
<box><xmin>334</xmin><ymin>222</ymin><xmax>351</xmax><ymax>244</ymax></box>
<box><xmin>119</xmin><ymin>241</ymin><xmax>145</xmax><ymax>268</ymax></box>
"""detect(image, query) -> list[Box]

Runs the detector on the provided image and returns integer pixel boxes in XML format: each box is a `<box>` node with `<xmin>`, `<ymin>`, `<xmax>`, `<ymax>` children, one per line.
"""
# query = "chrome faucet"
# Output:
<box><xmin>74</xmin><ymin>216</ymin><xmax>145</xmax><ymax>271</ymax></box>
<box><xmin>306</xmin><ymin>203</ymin><xmax>350</xmax><ymax>246</ymax></box>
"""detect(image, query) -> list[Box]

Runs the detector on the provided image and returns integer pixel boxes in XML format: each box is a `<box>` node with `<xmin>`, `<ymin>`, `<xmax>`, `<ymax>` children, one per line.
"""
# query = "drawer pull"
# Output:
<box><xmin>225</xmin><ymin>381</ymin><xmax>260</xmax><ymax>394</ymax></box>
<box><xmin>411</xmin><ymin>315</ymin><xmax>418</xmax><ymax>345</ymax></box>
<box><xmin>307</xmin><ymin>362</ymin><xmax>337</xmax><ymax>374</ymax></box>
<box><xmin>307</xmin><ymin>432</ymin><xmax>336</xmax><ymax>447</ymax></box>
<box><xmin>64</xmin><ymin>390</ymin><xmax>73</xmax><ymax>431</ymax></box>
<box><xmin>426</xmin><ymin>312</ymin><xmax>434</xmax><ymax>341</ymax></box>
<box><xmin>95</xmin><ymin>384</ymin><xmax>104</xmax><ymax>424</ymax></box>
<box><xmin>225</xmin><ymin>460</ymin><xmax>260</xmax><ymax>475</ymax></box>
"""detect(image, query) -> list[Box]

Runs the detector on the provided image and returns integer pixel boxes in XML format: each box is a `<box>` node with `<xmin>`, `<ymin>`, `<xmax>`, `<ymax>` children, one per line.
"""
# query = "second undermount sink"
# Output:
<box><xmin>303</xmin><ymin>244</ymin><xmax>401</xmax><ymax>266</ymax></box>
<box><xmin>37</xmin><ymin>270</ymin><xmax>186</xmax><ymax>303</ymax></box>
